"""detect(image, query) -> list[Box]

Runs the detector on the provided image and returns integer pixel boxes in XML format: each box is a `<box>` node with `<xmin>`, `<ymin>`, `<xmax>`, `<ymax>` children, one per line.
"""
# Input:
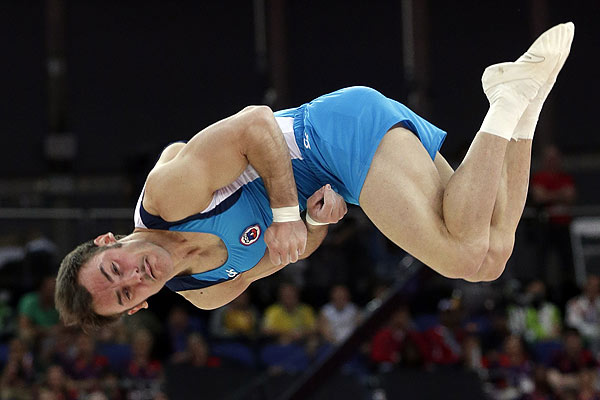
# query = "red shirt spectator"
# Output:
<box><xmin>420</xmin><ymin>301</ymin><xmax>465</xmax><ymax>366</ymax></box>
<box><xmin>531</xmin><ymin>145</ymin><xmax>576</xmax><ymax>226</ymax></box>
<box><xmin>530</xmin><ymin>144</ymin><xmax>577</xmax><ymax>293</ymax></box>
<box><xmin>370</xmin><ymin>307</ymin><xmax>427</xmax><ymax>367</ymax></box>
<box><xmin>422</xmin><ymin>325</ymin><xmax>463</xmax><ymax>365</ymax></box>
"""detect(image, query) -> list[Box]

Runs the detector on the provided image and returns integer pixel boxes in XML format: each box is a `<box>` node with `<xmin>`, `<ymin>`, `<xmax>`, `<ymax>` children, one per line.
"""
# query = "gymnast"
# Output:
<box><xmin>55</xmin><ymin>23</ymin><xmax>574</xmax><ymax>329</ymax></box>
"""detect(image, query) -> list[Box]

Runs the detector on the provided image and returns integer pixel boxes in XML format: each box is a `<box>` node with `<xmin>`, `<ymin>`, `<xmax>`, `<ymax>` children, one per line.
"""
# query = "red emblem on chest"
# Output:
<box><xmin>240</xmin><ymin>224</ymin><xmax>261</xmax><ymax>246</ymax></box>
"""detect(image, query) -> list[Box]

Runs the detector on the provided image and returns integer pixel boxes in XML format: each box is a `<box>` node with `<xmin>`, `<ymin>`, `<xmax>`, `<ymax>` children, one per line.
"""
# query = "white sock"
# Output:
<box><xmin>512</xmin><ymin>77</ymin><xmax>554</xmax><ymax>141</ymax></box>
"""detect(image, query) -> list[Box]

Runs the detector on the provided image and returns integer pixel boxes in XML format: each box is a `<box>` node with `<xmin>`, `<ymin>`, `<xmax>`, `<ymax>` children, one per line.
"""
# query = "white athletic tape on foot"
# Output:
<box><xmin>480</xmin><ymin>99</ymin><xmax>523</xmax><ymax>140</ymax></box>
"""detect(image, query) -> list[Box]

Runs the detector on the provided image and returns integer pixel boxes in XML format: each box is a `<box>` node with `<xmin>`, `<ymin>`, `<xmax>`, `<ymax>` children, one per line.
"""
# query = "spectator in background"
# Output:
<box><xmin>508</xmin><ymin>280</ymin><xmax>561</xmax><ymax>344</ymax></box>
<box><xmin>97</xmin><ymin>371</ymin><xmax>124</xmax><ymax>400</ymax></box>
<box><xmin>17</xmin><ymin>275</ymin><xmax>59</xmax><ymax>344</ymax></box>
<box><xmin>37</xmin><ymin>387</ymin><xmax>59</xmax><ymax>400</ymax></box>
<box><xmin>577</xmin><ymin>367</ymin><xmax>600</xmax><ymax>400</ymax></box>
<box><xmin>547</xmin><ymin>328</ymin><xmax>598</xmax><ymax>396</ymax></box>
<box><xmin>0</xmin><ymin>337</ymin><xmax>34</xmax><ymax>400</ymax></box>
<box><xmin>482</xmin><ymin>334</ymin><xmax>534</xmax><ymax>399</ymax></box>
<box><xmin>126</xmin><ymin>329</ymin><xmax>162</xmax><ymax>381</ymax></box>
<box><xmin>90</xmin><ymin>321</ymin><xmax>132</xmax><ymax>376</ymax></box>
<box><xmin>319</xmin><ymin>285</ymin><xmax>361</xmax><ymax>344</ymax></box>
<box><xmin>370</xmin><ymin>306</ymin><xmax>426</xmax><ymax>370</ymax></box>
<box><xmin>421</xmin><ymin>298</ymin><xmax>466</xmax><ymax>367</ymax></box>
<box><xmin>124</xmin><ymin>329</ymin><xmax>163</xmax><ymax>399</ymax></box>
<box><xmin>566</xmin><ymin>274</ymin><xmax>600</xmax><ymax>354</ymax></box>
<box><xmin>530</xmin><ymin>144</ymin><xmax>576</xmax><ymax>292</ymax></box>
<box><xmin>262</xmin><ymin>282</ymin><xmax>316</xmax><ymax>345</ymax></box>
<box><xmin>170</xmin><ymin>332</ymin><xmax>221</xmax><ymax>368</ymax></box>
<box><xmin>85</xmin><ymin>391</ymin><xmax>109</xmax><ymax>400</ymax></box>
<box><xmin>166</xmin><ymin>305</ymin><xmax>204</xmax><ymax>357</ymax></box>
<box><xmin>38</xmin><ymin>364</ymin><xmax>77</xmax><ymax>400</ymax></box>
<box><xmin>38</xmin><ymin>325</ymin><xmax>77</xmax><ymax>373</ymax></box>
<box><xmin>520</xmin><ymin>366</ymin><xmax>554</xmax><ymax>400</ymax></box>
<box><xmin>61</xmin><ymin>331</ymin><xmax>108</xmax><ymax>395</ymax></box>
<box><xmin>209</xmin><ymin>291</ymin><xmax>259</xmax><ymax>340</ymax></box>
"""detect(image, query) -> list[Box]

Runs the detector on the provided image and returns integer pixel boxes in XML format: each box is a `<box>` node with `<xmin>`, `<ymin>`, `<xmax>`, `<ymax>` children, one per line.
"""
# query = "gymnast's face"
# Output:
<box><xmin>78</xmin><ymin>233</ymin><xmax>174</xmax><ymax>316</ymax></box>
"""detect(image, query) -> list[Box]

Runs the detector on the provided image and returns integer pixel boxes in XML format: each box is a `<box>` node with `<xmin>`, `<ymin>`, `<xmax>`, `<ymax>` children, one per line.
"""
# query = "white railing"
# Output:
<box><xmin>570</xmin><ymin>217</ymin><xmax>600</xmax><ymax>286</ymax></box>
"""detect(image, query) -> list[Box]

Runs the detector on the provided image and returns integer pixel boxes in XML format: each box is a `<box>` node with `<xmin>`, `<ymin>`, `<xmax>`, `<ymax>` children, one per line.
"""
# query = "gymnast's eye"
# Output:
<box><xmin>123</xmin><ymin>288</ymin><xmax>131</xmax><ymax>301</ymax></box>
<box><xmin>112</xmin><ymin>262</ymin><xmax>119</xmax><ymax>275</ymax></box>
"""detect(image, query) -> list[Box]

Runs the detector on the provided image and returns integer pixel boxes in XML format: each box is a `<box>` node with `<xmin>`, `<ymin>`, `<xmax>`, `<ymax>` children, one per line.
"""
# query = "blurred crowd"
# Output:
<box><xmin>2</xmin><ymin>267</ymin><xmax>600</xmax><ymax>400</ymax></box>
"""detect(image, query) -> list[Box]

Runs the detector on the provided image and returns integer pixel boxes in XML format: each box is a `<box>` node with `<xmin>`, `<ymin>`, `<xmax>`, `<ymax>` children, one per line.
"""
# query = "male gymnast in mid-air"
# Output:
<box><xmin>56</xmin><ymin>23</ymin><xmax>574</xmax><ymax>329</ymax></box>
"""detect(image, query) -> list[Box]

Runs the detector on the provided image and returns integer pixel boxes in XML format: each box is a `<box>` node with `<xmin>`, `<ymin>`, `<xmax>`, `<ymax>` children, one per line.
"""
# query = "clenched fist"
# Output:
<box><xmin>264</xmin><ymin>219</ymin><xmax>307</xmax><ymax>266</ymax></box>
<box><xmin>306</xmin><ymin>184</ymin><xmax>347</xmax><ymax>225</ymax></box>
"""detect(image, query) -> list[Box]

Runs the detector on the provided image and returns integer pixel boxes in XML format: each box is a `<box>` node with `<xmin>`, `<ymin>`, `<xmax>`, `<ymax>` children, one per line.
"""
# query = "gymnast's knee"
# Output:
<box><xmin>450</xmin><ymin>240</ymin><xmax>490</xmax><ymax>279</ymax></box>
<box><xmin>473</xmin><ymin>235</ymin><xmax>515</xmax><ymax>282</ymax></box>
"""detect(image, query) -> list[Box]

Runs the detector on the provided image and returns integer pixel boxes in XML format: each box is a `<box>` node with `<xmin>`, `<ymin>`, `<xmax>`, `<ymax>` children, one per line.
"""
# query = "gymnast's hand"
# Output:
<box><xmin>264</xmin><ymin>218</ymin><xmax>307</xmax><ymax>266</ymax></box>
<box><xmin>306</xmin><ymin>184</ymin><xmax>347</xmax><ymax>225</ymax></box>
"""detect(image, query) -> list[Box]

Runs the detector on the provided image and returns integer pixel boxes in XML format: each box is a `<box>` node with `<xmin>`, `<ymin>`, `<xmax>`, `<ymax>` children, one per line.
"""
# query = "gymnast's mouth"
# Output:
<box><xmin>144</xmin><ymin>257</ymin><xmax>156</xmax><ymax>281</ymax></box>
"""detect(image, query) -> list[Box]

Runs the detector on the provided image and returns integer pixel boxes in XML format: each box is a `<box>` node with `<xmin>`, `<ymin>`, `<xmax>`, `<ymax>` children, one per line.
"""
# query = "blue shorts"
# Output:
<box><xmin>276</xmin><ymin>86</ymin><xmax>447</xmax><ymax>205</ymax></box>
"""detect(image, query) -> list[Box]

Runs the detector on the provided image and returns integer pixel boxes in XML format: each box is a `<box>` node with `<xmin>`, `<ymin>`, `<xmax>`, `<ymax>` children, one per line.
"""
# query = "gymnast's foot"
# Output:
<box><xmin>479</xmin><ymin>22</ymin><xmax>574</xmax><ymax>140</ymax></box>
<box><xmin>513</xmin><ymin>22</ymin><xmax>575</xmax><ymax>141</ymax></box>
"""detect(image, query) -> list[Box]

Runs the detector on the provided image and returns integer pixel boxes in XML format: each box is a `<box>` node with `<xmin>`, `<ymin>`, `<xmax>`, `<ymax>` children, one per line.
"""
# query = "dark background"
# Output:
<box><xmin>1</xmin><ymin>0</ymin><xmax>598</xmax><ymax>188</ymax></box>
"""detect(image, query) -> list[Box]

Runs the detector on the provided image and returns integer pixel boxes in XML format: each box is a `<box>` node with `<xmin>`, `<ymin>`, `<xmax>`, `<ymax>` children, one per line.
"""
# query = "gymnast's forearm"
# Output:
<box><xmin>299</xmin><ymin>222</ymin><xmax>328</xmax><ymax>260</ymax></box>
<box><xmin>242</xmin><ymin>106</ymin><xmax>299</xmax><ymax>208</ymax></box>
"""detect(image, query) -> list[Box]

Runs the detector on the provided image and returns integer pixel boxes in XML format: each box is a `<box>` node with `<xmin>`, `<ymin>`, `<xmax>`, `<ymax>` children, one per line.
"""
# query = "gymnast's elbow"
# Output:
<box><xmin>182</xmin><ymin>294</ymin><xmax>233</xmax><ymax>311</ymax></box>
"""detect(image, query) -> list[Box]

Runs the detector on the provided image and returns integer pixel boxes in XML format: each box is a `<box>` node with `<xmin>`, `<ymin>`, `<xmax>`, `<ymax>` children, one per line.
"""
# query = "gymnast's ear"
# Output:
<box><xmin>94</xmin><ymin>232</ymin><xmax>117</xmax><ymax>247</ymax></box>
<box><xmin>127</xmin><ymin>301</ymin><xmax>149</xmax><ymax>316</ymax></box>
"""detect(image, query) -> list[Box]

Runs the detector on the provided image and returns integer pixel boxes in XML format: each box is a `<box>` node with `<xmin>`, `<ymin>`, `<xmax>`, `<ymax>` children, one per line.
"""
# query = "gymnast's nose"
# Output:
<box><xmin>122</xmin><ymin>267</ymin><xmax>143</xmax><ymax>285</ymax></box>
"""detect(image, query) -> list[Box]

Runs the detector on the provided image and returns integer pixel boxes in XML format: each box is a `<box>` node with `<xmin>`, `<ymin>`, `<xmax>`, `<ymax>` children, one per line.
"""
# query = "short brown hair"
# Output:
<box><xmin>55</xmin><ymin>238</ymin><xmax>125</xmax><ymax>331</ymax></box>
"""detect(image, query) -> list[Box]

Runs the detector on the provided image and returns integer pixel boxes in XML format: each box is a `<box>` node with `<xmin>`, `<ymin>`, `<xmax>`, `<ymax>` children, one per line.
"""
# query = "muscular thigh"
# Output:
<box><xmin>433</xmin><ymin>152</ymin><xmax>454</xmax><ymax>188</ymax></box>
<box><xmin>359</xmin><ymin>127</ymin><xmax>459</xmax><ymax>274</ymax></box>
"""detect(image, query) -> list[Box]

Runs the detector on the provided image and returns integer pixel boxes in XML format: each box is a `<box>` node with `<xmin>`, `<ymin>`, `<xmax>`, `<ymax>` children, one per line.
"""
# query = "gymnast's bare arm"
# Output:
<box><xmin>143</xmin><ymin>105</ymin><xmax>307</xmax><ymax>266</ymax></box>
